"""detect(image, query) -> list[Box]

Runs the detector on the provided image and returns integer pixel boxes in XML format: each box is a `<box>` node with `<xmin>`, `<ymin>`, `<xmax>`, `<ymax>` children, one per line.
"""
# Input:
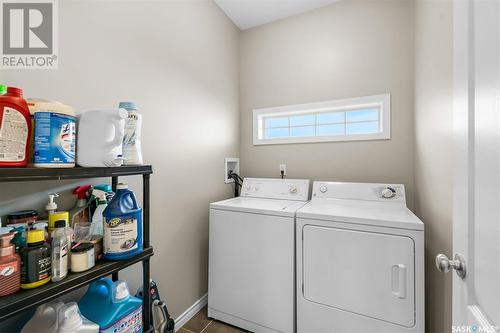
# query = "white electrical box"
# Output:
<box><xmin>225</xmin><ymin>158</ymin><xmax>240</xmax><ymax>184</ymax></box>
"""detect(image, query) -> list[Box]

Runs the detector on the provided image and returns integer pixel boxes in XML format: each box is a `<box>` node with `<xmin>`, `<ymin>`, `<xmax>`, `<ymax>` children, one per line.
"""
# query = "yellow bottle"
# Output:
<box><xmin>20</xmin><ymin>230</ymin><xmax>51</xmax><ymax>289</ymax></box>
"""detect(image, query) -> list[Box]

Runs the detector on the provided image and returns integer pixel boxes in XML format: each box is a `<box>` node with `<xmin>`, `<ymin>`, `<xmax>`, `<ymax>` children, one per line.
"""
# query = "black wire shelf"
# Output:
<box><xmin>0</xmin><ymin>165</ymin><xmax>153</xmax><ymax>182</ymax></box>
<box><xmin>0</xmin><ymin>165</ymin><xmax>154</xmax><ymax>330</ymax></box>
<box><xmin>0</xmin><ymin>247</ymin><xmax>154</xmax><ymax>321</ymax></box>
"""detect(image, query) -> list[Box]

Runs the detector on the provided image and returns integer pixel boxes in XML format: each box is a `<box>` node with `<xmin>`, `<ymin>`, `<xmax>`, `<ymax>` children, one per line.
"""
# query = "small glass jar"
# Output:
<box><xmin>7</xmin><ymin>210</ymin><xmax>38</xmax><ymax>226</ymax></box>
<box><xmin>70</xmin><ymin>243</ymin><xmax>95</xmax><ymax>273</ymax></box>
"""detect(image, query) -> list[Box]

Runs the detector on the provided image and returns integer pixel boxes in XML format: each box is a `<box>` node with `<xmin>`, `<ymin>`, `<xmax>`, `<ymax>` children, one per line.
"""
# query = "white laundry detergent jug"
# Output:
<box><xmin>21</xmin><ymin>301</ymin><xmax>65</xmax><ymax>333</ymax></box>
<box><xmin>77</xmin><ymin>109</ymin><xmax>127</xmax><ymax>167</ymax></box>
<box><xmin>58</xmin><ymin>302</ymin><xmax>99</xmax><ymax>333</ymax></box>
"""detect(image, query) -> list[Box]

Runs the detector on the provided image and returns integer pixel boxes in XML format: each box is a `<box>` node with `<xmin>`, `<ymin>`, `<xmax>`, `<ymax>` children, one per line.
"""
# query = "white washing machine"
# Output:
<box><xmin>296</xmin><ymin>182</ymin><xmax>424</xmax><ymax>333</ymax></box>
<box><xmin>208</xmin><ymin>178</ymin><xmax>310</xmax><ymax>333</ymax></box>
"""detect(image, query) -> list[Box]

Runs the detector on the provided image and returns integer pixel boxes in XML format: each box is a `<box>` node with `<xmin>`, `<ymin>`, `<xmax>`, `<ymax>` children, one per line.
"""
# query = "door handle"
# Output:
<box><xmin>435</xmin><ymin>253</ymin><xmax>466</xmax><ymax>279</ymax></box>
<box><xmin>391</xmin><ymin>264</ymin><xmax>407</xmax><ymax>299</ymax></box>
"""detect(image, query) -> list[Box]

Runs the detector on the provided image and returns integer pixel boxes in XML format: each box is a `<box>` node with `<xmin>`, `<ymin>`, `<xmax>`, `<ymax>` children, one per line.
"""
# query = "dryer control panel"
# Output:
<box><xmin>241</xmin><ymin>178</ymin><xmax>310</xmax><ymax>201</ymax></box>
<box><xmin>312</xmin><ymin>182</ymin><xmax>406</xmax><ymax>203</ymax></box>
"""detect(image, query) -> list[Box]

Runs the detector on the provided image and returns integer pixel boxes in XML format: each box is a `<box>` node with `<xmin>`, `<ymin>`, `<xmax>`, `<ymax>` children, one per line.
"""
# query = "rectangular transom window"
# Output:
<box><xmin>253</xmin><ymin>94</ymin><xmax>391</xmax><ymax>145</ymax></box>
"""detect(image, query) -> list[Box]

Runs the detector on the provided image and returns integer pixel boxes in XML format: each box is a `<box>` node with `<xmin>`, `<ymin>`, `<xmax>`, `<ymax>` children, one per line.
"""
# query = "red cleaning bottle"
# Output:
<box><xmin>0</xmin><ymin>87</ymin><xmax>31</xmax><ymax>167</ymax></box>
<box><xmin>0</xmin><ymin>232</ymin><xmax>21</xmax><ymax>296</ymax></box>
<box><xmin>70</xmin><ymin>185</ymin><xmax>92</xmax><ymax>226</ymax></box>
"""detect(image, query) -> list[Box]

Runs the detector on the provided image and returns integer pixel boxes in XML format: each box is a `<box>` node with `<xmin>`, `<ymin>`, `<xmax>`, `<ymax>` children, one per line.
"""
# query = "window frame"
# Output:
<box><xmin>252</xmin><ymin>94</ymin><xmax>391</xmax><ymax>145</ymax></box>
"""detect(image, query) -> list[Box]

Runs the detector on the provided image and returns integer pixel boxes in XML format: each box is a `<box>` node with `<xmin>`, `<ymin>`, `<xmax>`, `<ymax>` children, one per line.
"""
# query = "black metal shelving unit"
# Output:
<box><xmin>0</xmin><ymin>166</ymin><xmax>154</xmax><ymax>332</ymax></box>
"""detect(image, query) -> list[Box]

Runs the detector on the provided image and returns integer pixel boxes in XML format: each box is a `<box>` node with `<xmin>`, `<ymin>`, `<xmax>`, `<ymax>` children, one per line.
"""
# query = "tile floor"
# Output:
<box><xmin>178</xmin><ymin>306</ymin><xmax>248</xmax><ymax>333</ymax></box>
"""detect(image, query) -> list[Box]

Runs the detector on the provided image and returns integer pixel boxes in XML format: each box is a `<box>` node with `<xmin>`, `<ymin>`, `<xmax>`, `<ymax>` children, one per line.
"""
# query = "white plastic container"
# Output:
<box><xmin>58</xmin><ymin>302</ymin><xmax>99</xmax><ymax>333</ymax></box>
<box><xmin>21</xmin><ymin>301</ymin><xmax>64</xmax><ymax>333</ymax></box>
<box><xmin>20</xmin><ymin>301</ymin><xmax>99</xmax><ymax>333</ymax></box>
<box><xmin>76</xmin><ymin>109</ymin><xmax>127</xmax><ymax>167</ymax></box>
<box><xmin>119</xmin><ymin>102</ymin><xmax>143</xmax><ymax>165</ymax></box>
<box><xmin>28</xmin><ymin>98</ymin><xmax>76</xmax><ymax>168</ymax></box>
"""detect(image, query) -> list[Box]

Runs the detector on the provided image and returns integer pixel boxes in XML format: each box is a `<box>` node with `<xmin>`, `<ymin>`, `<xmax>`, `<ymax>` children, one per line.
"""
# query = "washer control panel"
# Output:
<box><xmin>241</xmin><ymin>178</ymin><xmax>310</xmax><ymax>201</ymax></box>
<box><xmin>312</xmin><ymin>182</ymin><xmax>406</xmax><ymax>203</ymax></box>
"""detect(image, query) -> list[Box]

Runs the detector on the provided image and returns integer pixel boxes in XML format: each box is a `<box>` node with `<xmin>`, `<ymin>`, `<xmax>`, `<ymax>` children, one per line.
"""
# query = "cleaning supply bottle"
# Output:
<box><xmin>48</xmin><ymin>211</ymin><xmax>69</xmax><ymax>236</ymax></box>
<box><xmin>119</xmin><ymin>102</ymin><xmax>143</xmax><ymax>165</ymax></box>
<box><xmin>28</xmin><ymin>98</ymin><xmax>76</xmax><ymax>168</ymax></box>
<box><xmin>20</xmin><ymin>229</ymin><xmax>51</xmax><ymax>289</ymax></box>
<box><xmin>58</xmin><ymin>302</ymin><xmax>99</xmax><ymax>333</ymax></box>
<box><xmin>0</xmin><ymin>85</ymin><xmax>6</xmax><ymax>95</ymax></box>
<box><xmin>21</xmin><ymin>301</ymin><xmax>65</xmax><ymax>333</ymax></box>
<box><xmin>51</xmin><ymin>220</ymin><xmax>69</xmax><ymax>282</ymax></box>
<box><xmin>94</xmin><ymin>184</ymin><xmax>113</xmax><ymax>195</ymax></box>
<box><xmin>93</xmin><ymin>184</ymin><xmax>114</xmax><ymax>207</ymax></box>
<box><xmin>70</xmin><ymin>185</ymin><xmax>92</xmax><ymax>226</ymax></box>
<box><xmin>76</xmin><ymin>109</ymin><xmax>127</xmax><ymax>167</ymax></box>
<box><xmin>103</xmin><ymin>183</ymin><xmax>143</xmax><ymax>260</ymax></box>
<box><xmin>79</xmin><ymin>278</ymin><xmax>143</xmax><ymax>333</ymax></box>
<box><xmin>0</xmin><ymin>231</ymin><xmax>21</xmax><ymax>296</ymax></box>
<box><xmin>90</xmin><ymin>189</ymin><xmax>107</xmax><ymax>236</ymax></box>
<box><xmin>0</xmin><ymin>87</ymin><xmax>31</xmax><ymax>167</ymax></box>
<box><xmin>46</xmin><ymin>193</ymin><xmax>59</xmax><ymax>216</ymax></box>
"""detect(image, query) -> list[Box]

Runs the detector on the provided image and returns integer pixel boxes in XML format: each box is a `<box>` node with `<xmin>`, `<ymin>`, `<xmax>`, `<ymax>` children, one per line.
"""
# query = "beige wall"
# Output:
<box><xmin>0</xmin><ymin>0</ymin><xmax>239</xmax><ymax>321</ymax></box>
<box><xmin>414</xmin><ymin>1</ymin><xmax>453</xmax><ymax>332</ymax></box>
<box><xmin>0</xmin><ymin>1</ymin><xmax>456</xmax><ymax>331</ymax></box>
<box><xmin>239</xmin><ymin>0</ymin><xmax>415</xmax><ymax>206</ymax></box>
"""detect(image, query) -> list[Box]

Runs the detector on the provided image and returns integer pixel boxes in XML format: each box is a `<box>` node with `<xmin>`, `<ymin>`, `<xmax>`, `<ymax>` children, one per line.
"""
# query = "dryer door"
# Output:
<box><xmin>302</xmin><ymin>225</ymin><xmax>415</xmax><ymax>327</ymax></box>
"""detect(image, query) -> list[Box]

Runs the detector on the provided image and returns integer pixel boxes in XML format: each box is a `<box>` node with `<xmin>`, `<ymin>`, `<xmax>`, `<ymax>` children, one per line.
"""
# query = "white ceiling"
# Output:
<box><xmin>214</xmin><ymin>0</ymin><xmax>339</xmax><ymax>30</ymax></box>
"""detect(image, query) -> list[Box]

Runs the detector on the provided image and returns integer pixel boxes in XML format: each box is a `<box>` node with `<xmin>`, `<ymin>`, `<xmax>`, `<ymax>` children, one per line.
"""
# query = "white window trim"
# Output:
<box><xmin>252</xmin><ymin>94</ymin><xmax>391</xmax><ymax>145</ymax></box>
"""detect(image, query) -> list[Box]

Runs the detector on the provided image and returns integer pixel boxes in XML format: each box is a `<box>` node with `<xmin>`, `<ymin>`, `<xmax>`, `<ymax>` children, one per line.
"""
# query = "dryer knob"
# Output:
<box><xmin>289</xmin><ymin>186</ymin><xmax>298</xmax><ymax>194</ymax></box>
<box><xmin>319</xmin><ymin>185</ymin><xmax>328</xmax><ymax>193</ymax></box>
<box><xmin>381</xmin><ymin>187</ymin><xmax>396</xmax><ymax>199</ymax></box>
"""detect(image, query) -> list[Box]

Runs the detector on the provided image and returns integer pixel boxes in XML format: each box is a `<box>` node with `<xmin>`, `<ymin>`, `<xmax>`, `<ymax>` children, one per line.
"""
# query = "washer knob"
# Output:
<box><xmin>254</xmin><ymin>186</ymin><xmax>260</xmax><ymax>191</ymax></box>
<box><xmin>289</xmin><ymin>186</ymin><xmax>298</xmax><ymax>194</ymax></box>
<box><xmin>319</xmin><ymin>185</ymin><xmax>328</xmax><ymax>193</ymax></box>
<box><xmin>381</xmin><ymin>187</ymin><xmax>396</xmax><ymax>199</ymax></box>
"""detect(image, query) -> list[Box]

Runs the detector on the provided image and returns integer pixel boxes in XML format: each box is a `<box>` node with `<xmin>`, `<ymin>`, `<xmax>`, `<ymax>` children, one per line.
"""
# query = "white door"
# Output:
<box><xmin>302</xmin><ymin>225</ymin><xmax>415</xmax><ymax>327</ymax></box>
<box><xmin>445</xmin><ymin>0</ymin><xmax>500</xmax><ymax>331</ymax></box>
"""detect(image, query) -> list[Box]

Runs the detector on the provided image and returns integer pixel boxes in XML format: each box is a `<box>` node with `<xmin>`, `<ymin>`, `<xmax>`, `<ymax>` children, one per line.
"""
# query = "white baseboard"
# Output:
<box><xmin>175</xmin><ymin>293</ymin><xmax>208</xmax><ymax>332</ymax></box>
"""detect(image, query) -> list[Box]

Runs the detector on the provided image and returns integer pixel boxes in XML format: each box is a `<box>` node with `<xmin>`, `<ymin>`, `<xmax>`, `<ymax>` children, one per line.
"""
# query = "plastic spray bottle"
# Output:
<box><xmin>90</xmin><ymin>190</ymin><xmax>107</xmax><ymax>236</ymax></box>
<box><xmin>94</xmin><ymin>184</ymin><xmax>114</xmax><ymax>202</ymax></box>
<box><xmin>70</xmin><ymin>186</ymin><xmax>91</xmax><ymax>226</ymax></box>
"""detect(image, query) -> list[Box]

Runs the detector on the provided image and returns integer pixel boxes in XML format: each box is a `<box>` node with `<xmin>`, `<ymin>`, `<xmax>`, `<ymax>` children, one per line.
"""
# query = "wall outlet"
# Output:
<box><xmin>280</xmin><ymin>164</ymin><xmax>287</xmax><ymax>177</ymax></box>
<box><xmin>225</xmin><ymin>158</ymin><xmax>240</xmax><ymax>184</ymax></box>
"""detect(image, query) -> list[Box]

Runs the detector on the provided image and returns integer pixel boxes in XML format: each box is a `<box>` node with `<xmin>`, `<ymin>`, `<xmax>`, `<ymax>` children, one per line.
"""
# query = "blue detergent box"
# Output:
<box><xmin>34</xmin><ymin>112</ymin><xmax>76</xmax><ymax>165</ymax></box>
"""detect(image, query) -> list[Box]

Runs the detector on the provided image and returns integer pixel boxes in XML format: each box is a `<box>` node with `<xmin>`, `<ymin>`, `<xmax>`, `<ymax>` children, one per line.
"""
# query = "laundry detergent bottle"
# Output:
<box><xmin>58</xmin><ymin>302</ymin><xmax>99</xmax><ymax>333</ymax></box>
<box><xmin>103</xmin><ymin>183</ymin><xmax>143</xmax><ymax>260</ymax></box>
<box><xmin>0</xmin><ymin>87</ymin><xmax>31</xmax><ymax>167</ymax></box>
<box><xmin>21</xmin><ymin>301</ymin><xmax>65</xmax><ymax>333</ymax></box>
<box><xmin>79</xmin><ymin>278</ymin><xmax>143</xmax><ymax>333</ymax></box>
<box><xmin>76</xmin><ymin>109</ymin><xmax>126</xmax><ymax>167</ymax></box>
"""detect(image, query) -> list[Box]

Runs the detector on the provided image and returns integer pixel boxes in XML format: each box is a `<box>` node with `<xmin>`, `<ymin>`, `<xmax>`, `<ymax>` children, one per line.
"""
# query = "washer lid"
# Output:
<box><xmin>296</xmin><ymin>198</ymin><xmax>424</xmax><ymax>230</ymax></box>
<box><xmin>210</xmin><ymin>197</ymin><xmax>307</xmax><ymax>217</ymax></box>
